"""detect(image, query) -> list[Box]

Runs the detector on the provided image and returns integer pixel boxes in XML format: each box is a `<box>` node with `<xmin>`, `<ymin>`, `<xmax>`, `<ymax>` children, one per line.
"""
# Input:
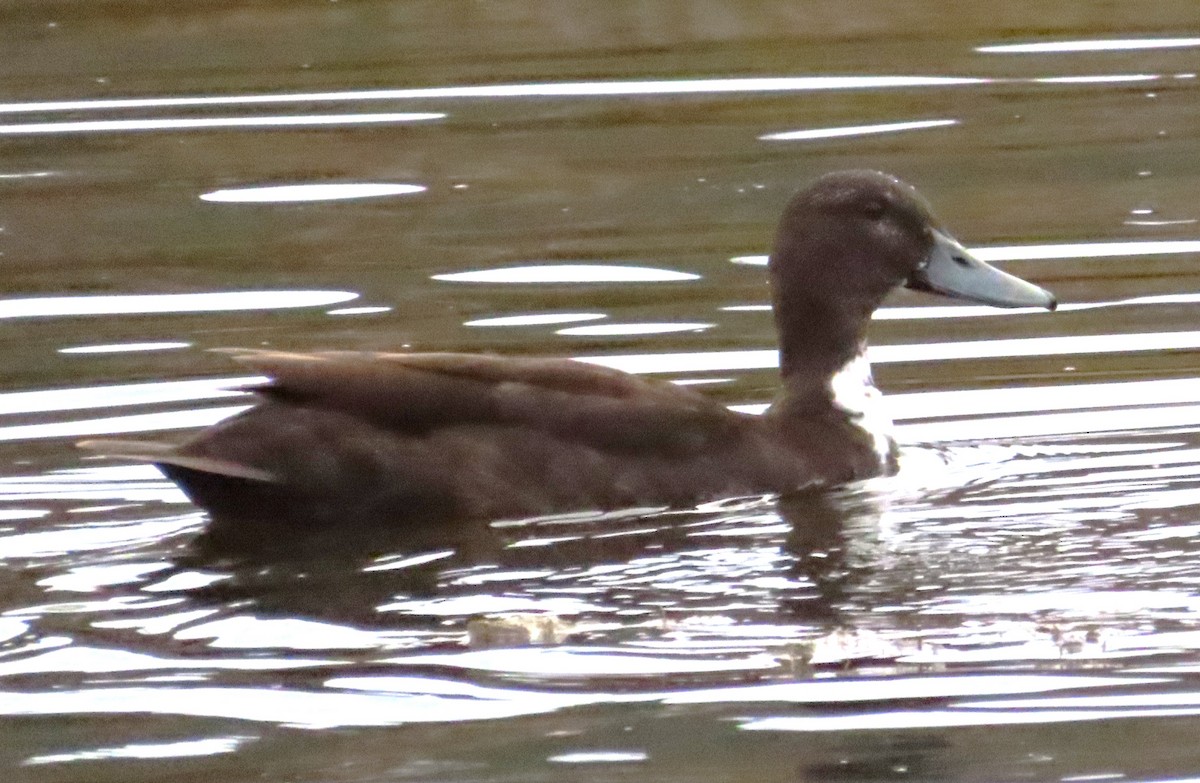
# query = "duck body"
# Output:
<box><xmin>145</xmin><ymin>351</ymin><xmax>876</xmax><ymax>525</ymax></box>
<box><xmin>81</xmin><ymin>171</ymin><xmax>1055</xmax><ymax>526</ymax></box>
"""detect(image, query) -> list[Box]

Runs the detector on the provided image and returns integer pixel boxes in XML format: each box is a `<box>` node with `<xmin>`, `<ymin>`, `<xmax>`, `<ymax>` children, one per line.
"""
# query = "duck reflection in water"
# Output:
<box><xmin>80</xmin><ymin>170</ymin><xmax>1055</xmax><ymax>537</ymax></box>
<box><xmin>174</xmin><ymin>488</ymin><xmax>890</xmax><ymax>632</ymax></box>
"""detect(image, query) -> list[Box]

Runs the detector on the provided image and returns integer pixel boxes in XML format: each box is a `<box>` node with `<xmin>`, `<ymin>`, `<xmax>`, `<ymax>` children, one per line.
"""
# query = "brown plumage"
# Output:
<box><xmin>79</xmin><ymin>171</ymin><xmax>1056</xmax><ymax>527</ymax></box>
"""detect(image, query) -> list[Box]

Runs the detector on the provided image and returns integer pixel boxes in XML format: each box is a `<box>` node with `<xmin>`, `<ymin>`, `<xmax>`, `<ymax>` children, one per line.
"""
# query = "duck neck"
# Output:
<box><xmin>768</xmin><ymin>292</ymin><xmax>896</xmax><ymax>476</ymax></box>
<box><xmin>773</xmin><ymin>292</ymin><xmax>870</xmax><ymax>393</ymax></box>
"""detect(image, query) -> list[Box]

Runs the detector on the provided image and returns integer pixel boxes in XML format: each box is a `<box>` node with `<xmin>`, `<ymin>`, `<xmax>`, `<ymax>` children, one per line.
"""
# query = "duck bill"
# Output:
<box><xmin>907</xmin><ymin>229</ymin><xmax>1057</xmax><ymax>310</ymax></box>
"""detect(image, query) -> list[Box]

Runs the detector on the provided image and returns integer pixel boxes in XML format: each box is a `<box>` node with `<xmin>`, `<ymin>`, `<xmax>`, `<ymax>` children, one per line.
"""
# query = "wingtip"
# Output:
<box><xmin>78</xmin><ymin>438</ymin><xmax>276</xmax><ymax>482</ymax></box>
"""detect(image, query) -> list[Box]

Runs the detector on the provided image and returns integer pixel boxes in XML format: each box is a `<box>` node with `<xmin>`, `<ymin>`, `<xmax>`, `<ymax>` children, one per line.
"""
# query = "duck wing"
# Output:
<box><xmin>220</xmin><ymin>348</ymin><xmax>745</xmax><ymax>454</ymax></box>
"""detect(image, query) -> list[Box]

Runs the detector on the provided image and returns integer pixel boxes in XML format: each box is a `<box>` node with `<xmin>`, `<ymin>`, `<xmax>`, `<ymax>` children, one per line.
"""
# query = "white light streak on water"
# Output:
<box><xmin>0</xmin><ymin>291</ymin><xmax>358</xmax><ymax>318</ymax></box>
<box><xmin>0</xmin><ymin>76</ymin><xmax>985</xmax><ymax>114</ymax></box>
<box><xmin>664</xmin><ymin>674</ymin><xmax>1164</xmax><ymax>704</ymax></box>
<box><xmin>0</xmin><ymin>113</ymin><xmax>444</xmax><ymax>135</ymax></box>
<box><xmin>0</xmin><ymin>406</ymin><xmax>249</xmax><ymax>442</ymax></box>
<box><xmin>1033</xmin><ymin>74</ymin><xmax>1159</xmax><ymax>84</ymax></box>
<box><xmin>0</xmin><ymin>171</ymin><xmax>55</xmax><ymax>179</ymax></box>
<box><xmin>978</xmin><ymin>37</ymin><xmax>1200</xmax><ymax>53</ymax></box>
<box><xmin>25</xmin><ymin>736</ymin><xmax>252</xmax><ymax>765</ymax></box>
<box><xmin>741</xmin><ymin>706</ymin><xmax>1200</xmax><ymax>732</ymax></box>
<box><xmin>888</xmin><ymin>377</ymin><xmax>1200</xmax><ymax>421</ymax></box>
<box><xmin>386</xmin><ymin>647</ymin><xmax>780</xmax><ymax>676</ymax></box>
<box><xmin>173</xmin><ymin>616</ymin><xmax>393</xmax><ymax>651</ymax></box>
<box><xmin>434</xmin><ymin>265</ymin><xmax>698</xmax><ymax>283</ymax></box>
<box><xmin>0</xmin><ymin>518</ymin><xmax>200</xmax><ymax>558</ymax></box>
<box><xmin>760</xmin><ymin>118</ymin><xmax>956</xmax><ymax>141</ymax></box>
<box><xmin>970</xmin><ymin>239</ymin><xmax>1200</xmax><ymax>262</ymax></box>
<box><xmin>363</xmin><ymin>550</ymin><xmax>457</xmax><ymax>573</ymax></box>
<box><xmin>0</xmin><ymin>684</ymin><xmax>636</xmax><ymax>729</ymax></box>
<box><xmin>0</xmin><ymin>377</ymin><xmax>257</xmax><ymax>416</ymax></box>
<box><xmin>557</xmin><ymin>322</ymin><xmax>712</xmax><ymax>336</ymax></box>
<box><xmin>200</xmin><ymin>183</ymin><xmax>425</xmax><ymax>203</ymax></box>
<box><xmin>38</xmin><ymin>562</ymin><xmax>171</xmax><ymax>591</ymax></box>
<box><xmin>326</xmin><ymin>306</ymin><xmax>393</xmax><ymax>316</ymax></box>
<box><xmin>0</xmin><ymin>646</ymin><xmax>327</xmax><ymax>677</ymax></box>
<box><xmin>548</xmin><ymin>751</ymin><xmax>648</xmax><ymax>764</ymax></box>
<box><xmin>59</xmin><ymin>342</ymin><xmax>190</xmax><ymax>355</ymax></box>
<box><xmin>465</xmin><ymin>313</ymin><xmax>607</xmax><ymax>327</ymax></box>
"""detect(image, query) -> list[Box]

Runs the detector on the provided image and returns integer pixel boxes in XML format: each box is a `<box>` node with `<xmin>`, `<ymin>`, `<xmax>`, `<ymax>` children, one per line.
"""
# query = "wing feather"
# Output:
<box><xmin>217</xmin><ymin>349</ymin><xmax>743</xmax><ymax>453</ymax></box>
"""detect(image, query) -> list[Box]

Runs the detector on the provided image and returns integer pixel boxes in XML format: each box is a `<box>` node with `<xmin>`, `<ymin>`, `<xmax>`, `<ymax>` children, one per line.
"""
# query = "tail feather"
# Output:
<box><xmin>77</xmin><ymin>439</ymin><xmax>276</xmax><ymax>483</ymax></box>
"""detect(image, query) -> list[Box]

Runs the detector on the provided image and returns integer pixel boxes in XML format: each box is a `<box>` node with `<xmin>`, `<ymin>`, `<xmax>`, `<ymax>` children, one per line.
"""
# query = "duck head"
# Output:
<box><xmin>768</xmin><ymin>170</ymin><xmax>1056</xmax><ymax>378</ymax></box>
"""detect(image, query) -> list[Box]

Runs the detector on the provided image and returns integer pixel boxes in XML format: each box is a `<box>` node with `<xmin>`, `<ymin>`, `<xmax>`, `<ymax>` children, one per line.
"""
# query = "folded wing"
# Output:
<box><xmin>224</xmin><ymin>349</ymin><xmax>745</xmax><ymax>453</ymax></box>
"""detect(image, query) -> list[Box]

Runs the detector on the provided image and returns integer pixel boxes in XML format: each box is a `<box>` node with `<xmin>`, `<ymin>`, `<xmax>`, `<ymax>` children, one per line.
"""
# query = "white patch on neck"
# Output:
<box><xmin>829</xmin><ymin>351</ymin><xmax>895</xmax><ymax>467</ymax></box>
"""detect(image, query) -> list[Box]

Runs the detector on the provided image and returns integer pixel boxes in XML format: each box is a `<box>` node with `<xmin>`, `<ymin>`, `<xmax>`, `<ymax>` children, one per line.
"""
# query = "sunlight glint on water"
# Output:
<box><xmin>0</xmin><ymin>76</ymin><xmax>987</xmax><ymax>113</ymax></box>
<box><xmin>0</xmin><ymin>291</ymin><xmax>358</xmax><ymax>318</ymax></box>
<box><xmin>0</xmin><ymin>113</ymin><xmax>445</xmax><ymax>135</ymax></box>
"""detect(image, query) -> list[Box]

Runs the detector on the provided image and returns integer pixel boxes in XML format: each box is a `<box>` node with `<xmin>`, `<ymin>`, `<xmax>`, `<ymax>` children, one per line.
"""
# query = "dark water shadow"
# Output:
<box><xmin>168</xmin><ymin>485</ymin><xmax>891</xmax><ymax>627</ymax></box>
<box><xmin>780</xmin><ymin>486</ymin><xmax>893</xmax><ymax>622</ymax></box>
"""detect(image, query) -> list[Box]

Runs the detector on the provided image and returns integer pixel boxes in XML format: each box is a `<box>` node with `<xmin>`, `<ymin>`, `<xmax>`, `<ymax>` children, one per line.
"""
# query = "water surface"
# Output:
<box><xmin>4</xmin><ymin>3</ymin><xmax>1200</xmax><ymax>781</ymax></box>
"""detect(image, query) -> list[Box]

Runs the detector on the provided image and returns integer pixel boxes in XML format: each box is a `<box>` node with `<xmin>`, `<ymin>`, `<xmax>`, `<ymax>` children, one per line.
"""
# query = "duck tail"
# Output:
<box><xmin>77</xmin><ymin>439</ymin><xmax>275</xmax><ymax>483</ymax></box>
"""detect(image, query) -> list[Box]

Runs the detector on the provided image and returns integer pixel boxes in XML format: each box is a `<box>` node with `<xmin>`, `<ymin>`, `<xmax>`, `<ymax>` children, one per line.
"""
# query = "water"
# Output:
<box><xmin>4</xmin><ymin>3</ymin><xmax>1200</xmax><ymax>780</ymax></box>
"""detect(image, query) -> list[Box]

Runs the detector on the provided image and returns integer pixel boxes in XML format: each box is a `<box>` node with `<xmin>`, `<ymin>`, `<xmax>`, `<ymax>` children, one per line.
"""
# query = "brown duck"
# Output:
<box><xmin>81</xmin><ymin>171</ymin><xmax>1055</xmax><ymax>526</ymax></box>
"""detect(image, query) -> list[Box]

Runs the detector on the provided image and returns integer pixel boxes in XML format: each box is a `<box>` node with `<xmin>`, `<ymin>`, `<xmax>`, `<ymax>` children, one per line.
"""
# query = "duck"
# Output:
<box><xmin>80</xmin><ymin>170</ymin><xmax>1056</xmax><ymax>527</ymax></box>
